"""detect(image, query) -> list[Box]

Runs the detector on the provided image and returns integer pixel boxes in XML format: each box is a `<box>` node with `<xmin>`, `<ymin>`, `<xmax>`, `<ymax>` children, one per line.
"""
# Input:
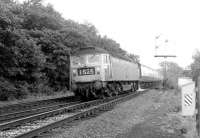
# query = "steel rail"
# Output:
<box><xmin>0</xmin><ymin>97</ymin><xmax>112</xmax><ymax>131</ymax></box>
<box><xmin>0</xmin><ymin>100</ymin><xmax>81</xmax><ymax>123</ymax></box>
<box><xmin>15</xmin><ymin>90</ymin><xmax>146</xmax><ymax>138</ymax></box>
<box><xmin>0</xmin><ymin>96</ymin><xmax>76</xmax><ymax>115</ymax></box>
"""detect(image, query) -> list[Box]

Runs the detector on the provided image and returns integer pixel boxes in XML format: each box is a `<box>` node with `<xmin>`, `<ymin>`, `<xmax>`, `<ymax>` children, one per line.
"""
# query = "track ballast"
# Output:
<box><xmin>0</xmin><ymin>89</ymin><xmax>147</xmax><ymax>138</ymax></box>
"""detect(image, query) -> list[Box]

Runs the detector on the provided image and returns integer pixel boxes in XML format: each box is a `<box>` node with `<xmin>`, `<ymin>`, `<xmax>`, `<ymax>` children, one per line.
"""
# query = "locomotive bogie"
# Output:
<box><xmin>72</xmin><ymin>80</ymin><xmax>138</xmax><ymax>99</ymax></box>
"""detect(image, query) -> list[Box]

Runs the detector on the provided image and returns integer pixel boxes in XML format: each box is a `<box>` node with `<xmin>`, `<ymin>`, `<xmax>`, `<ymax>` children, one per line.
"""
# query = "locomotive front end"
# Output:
<box><xmin>72</xmin><ymin>54</ymin><xmax>103</xmax><ymax>83</ymax></box>
<box><xmin>71</xmin><ymin>47</ymin><xmax>108</xmax><ymax>99</ymax></box>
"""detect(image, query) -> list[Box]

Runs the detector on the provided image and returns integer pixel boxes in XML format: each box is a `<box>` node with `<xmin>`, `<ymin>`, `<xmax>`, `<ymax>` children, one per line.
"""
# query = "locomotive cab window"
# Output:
<box><xmin>72</xmin><ymin>55</ymin><xmax>87</xmax><ymax>66</ymax></box>
<box><xmin>87</xmin><ymin>54</ymin><xmax>101</xmax><ymax>64</ymax></box>
<box><xmin>72</xmin><ymin>54</ymin><xmax>102</xmax><ymax>66</ymax></box>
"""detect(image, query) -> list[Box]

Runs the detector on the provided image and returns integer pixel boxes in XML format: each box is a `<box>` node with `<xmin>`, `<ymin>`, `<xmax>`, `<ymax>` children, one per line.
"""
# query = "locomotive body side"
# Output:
<box><xmin>107</xmin><ymin>56</ymin><xmax>140</xmax><ymax>81</ymax></box>
<box><xmin>106</xmin><ymin>55</ymin><xmax>140</xmax><ymax>91</ymax></box>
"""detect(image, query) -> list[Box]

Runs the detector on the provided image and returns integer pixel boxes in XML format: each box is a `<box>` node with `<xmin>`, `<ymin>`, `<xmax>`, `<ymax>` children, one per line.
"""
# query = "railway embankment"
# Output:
<box><xmin>40</xmin><ymin>89</ymin><xmax>197</xmax><ymax>138</ymax></box>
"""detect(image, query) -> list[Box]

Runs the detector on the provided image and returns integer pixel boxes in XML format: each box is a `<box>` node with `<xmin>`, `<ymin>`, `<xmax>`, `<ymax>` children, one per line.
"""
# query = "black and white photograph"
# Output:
<box><xmin>0</xmin><ymin>0</ymin><xmax>200</xmax><ymax>137</ymax></box>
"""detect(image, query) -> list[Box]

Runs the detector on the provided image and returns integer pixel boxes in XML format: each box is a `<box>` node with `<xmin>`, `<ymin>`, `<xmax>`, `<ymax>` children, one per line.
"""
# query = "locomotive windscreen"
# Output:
<box><xmin>72</xmin><ymin>54</ymin><xmax>101</xmax><ymax>66</ymax></box>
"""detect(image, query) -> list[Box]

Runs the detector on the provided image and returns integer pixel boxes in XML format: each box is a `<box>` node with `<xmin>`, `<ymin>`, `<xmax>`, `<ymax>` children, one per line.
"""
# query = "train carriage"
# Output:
<box><xmin>140</xmin><ymin>64</ymin><xmax>163</xmax><ymax>89</ymax></box>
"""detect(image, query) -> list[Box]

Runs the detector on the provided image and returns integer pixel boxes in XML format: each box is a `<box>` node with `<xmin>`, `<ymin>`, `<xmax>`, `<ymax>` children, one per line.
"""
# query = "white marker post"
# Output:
<box><xmin>179</xmin><ymin>78</ymin><xmax>196</xmax><ymax>116</ymax></box>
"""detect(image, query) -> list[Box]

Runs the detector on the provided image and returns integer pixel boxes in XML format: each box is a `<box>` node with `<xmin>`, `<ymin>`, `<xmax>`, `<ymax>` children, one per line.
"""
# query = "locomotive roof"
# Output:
<box><xmin>72</xmin><ymin>47</ymin><xmax>139</xmax><ymax>64</ymax></box>
<box><xmin>72</xmin><ymin>47</ymin><xmax>108</xmax><ymax>55</ymax></box>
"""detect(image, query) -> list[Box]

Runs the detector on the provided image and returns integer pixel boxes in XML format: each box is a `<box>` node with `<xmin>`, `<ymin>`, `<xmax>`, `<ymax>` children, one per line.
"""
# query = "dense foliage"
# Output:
<box><xmin>190</xmin><ymin>50</ymin><xmax>200</xmax><ymax>82</ymax></box>
<box><xmin>0</xmin><ymin>0</ymin><xmax>139</xmax><ymax>100</ymax></box>
<box><xmin>159</xmin><ymin>61</ymin><xmax>183</xmax><ymax>89</ymax></box>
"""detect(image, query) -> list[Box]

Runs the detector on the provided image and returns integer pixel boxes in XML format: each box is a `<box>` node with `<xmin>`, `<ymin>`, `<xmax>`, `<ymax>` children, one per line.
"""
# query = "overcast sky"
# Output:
<box><xmin>20</xmin><ymin>0</ymin><xmax>200</xmax><ymax>69</ymax></box>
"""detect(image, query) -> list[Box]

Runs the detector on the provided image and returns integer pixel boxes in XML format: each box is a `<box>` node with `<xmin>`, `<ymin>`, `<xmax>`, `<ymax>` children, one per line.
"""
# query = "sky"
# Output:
<box><xmin>20</xmin><ymin>0</ymin><xmax>200</xmax><ymax>69</ymax></box>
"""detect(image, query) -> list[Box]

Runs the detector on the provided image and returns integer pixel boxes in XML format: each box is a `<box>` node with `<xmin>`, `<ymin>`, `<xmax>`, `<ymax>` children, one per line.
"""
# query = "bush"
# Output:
<box><xmin>37</xmin><ymin>83</ymin><xmax>54</xmax><ymax>95</ymax></box>
<box><xmin>0</xmin><ymin>78</ymin><xmax>17</xmax><ymax>101</ymax></box>
<box><xmin>15</xmin><ymin>81</ymin><xmax>30</xmax><ymax>99</ymax></box>
<box><xmin>0</xmin><ymin>78</ymin><xmax>30</xmax><ymax>101</ymax></box>
<box><xmin>165</xmin><ymin>75</ymin><xmax>178</xmax><ymax>89</ymax></box>
<box><xmin>28</xmin><ymin>80</ymin><xmax>54</xmax><ymax>96</ymax></box>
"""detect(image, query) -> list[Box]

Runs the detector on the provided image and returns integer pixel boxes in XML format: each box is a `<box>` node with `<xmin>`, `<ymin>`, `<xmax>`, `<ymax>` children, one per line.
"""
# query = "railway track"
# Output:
<box><xmin>0</xmin><ymin>95</ymin><xmax>78</xmax><ymax>115</ymax></box>
<box><xmin>0</xmin><ymin>100</ymin><xmax>81</xmax><ymax>123</ymax></box>
<box><xmin>0</xmin><ymin>89</ymin><xmax>147</xmax><ymax>138</ymax></box>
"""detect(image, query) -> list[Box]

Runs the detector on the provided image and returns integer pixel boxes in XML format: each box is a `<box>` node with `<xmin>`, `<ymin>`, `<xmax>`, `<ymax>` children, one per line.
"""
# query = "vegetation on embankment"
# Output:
<box><xmin>159</xmin><ymin>61</ymin><xmax>183</xmax><ymax>89</ymax></box>
<box><xmin>0</xmin><ymin>0</ymin><xmax>139</xmax><ymax>101</ymax></box>
<box><xmin>190</xmin><ymin>50</ymin><xmax>200</xmax><ymax>82</ymax></box>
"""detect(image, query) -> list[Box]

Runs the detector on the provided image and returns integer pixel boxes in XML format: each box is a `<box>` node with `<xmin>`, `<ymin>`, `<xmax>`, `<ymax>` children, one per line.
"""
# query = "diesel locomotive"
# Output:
<box><xmin>71</xmin><ymin>47</ymin><xmax>163</xmax><ymax>99</ymax></box>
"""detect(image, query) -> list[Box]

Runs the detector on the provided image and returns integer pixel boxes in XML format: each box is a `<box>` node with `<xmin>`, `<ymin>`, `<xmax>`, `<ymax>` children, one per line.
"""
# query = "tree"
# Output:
<box><xmin>0</xmin><ymin>0</ymin><xmax>139</xmax><ymax>100</ymax></box>
<box><xmin>182</xmin><ymin>69</ymin><xmax>192</xmax><ymax>78</ymax></box>
<box><xmin>190</xmin><ymin>49</ymin><xmax>200</xmax><ymax>82</ymax></box>
<box><xmin>159</xmin><ymin>62</ymin><xmax>183</xmax><ymax>76</ymax></box>
<box><xmin>159</xmin><ymin>61</ymin><xmax>183</xmax><ymax>88</ymax></box>
<box><xmin>127</xmin><ymin>53</ymin><xmax>140</xmax><ymax>63</ymax></box>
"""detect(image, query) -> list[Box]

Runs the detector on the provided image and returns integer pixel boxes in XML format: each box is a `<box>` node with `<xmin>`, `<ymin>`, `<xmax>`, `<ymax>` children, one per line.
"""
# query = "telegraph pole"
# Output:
<box><xmin>154</xmin><ymin>35</ymin><xmax>176</xmax><ymax>89</ymax></box>
<box><xmin>154</xmin><ymin>55</ymin><xmax>176</xmax><ymax>89</ymax></box>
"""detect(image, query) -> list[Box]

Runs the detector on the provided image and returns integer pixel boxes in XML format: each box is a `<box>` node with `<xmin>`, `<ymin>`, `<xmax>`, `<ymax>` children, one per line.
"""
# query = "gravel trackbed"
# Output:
<box><xmin>40</xmin><ymin>89</ymin><xmax>197</xmax><ymax>138</ymax></box>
